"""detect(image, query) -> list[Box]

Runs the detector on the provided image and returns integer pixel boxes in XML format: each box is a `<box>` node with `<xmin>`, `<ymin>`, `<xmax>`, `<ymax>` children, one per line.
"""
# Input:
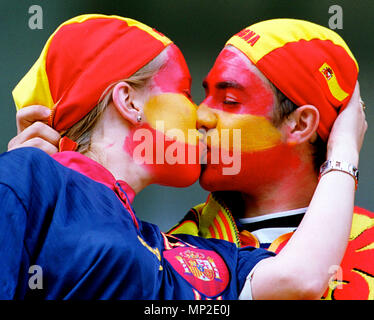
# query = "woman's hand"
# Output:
<box><xmin>7</xmin><ymin>105</ymin><xmax>61</xmax><ymax>155</ymax></box>
<box><xmin>327</xmin><ymin>81</ymin><xmax>367</xmax><ymax>167</ymax></box>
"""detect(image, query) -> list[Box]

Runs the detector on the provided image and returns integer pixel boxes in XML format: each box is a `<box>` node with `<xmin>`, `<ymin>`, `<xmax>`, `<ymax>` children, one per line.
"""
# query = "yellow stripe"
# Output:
<box><xmin>198</xmin><ymin>104</ymin><xmax>282</xmax><ymax>153</ymax></box>
<box><xmin>215</xmin><ymin>214</ymin><xmax>229</xmax><ymax>241</ymax></box>
<box><xmin>210</xmin><ymin>222</ymin><xmax>219</xmax><ymax>239</ymax></box>
<box><xmin>356</xmin><ymin>242</ymin><xmax>374</xmax><ymax>253</ymax></box>
<box><xmin>226</xmin><ymin>19</ymin><xmax>358</xmax><ymax>70</ymax></box>
<box><xmin>143</xmin><ymin>93</ymin><xmax>198</xmax><ymax>145</ymax></box>
<box><xmin>349</xmin><ymin>213</ymin><xmax>374</xmax><ymax>240</ymax></box>
<box><xmin>169</xmin><ymin>220</ymin><xmax>199</xmax><ymax>236</ymax></box>
<box><xmin>12</xmin><ymin>33</ymin><xmax>55</xmax><ymax>111</ymax></box>
<box><xmin>319</xmin><ymin>63</ymin><xmax>349</xmax><ymax>101</ymax></box>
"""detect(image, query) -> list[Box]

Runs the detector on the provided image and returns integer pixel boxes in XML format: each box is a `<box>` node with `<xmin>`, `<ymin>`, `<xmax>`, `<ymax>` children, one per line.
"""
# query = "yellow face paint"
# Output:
<box><xmin>198</xmin><ymin>104</ymin><xmax>282</xmax><ymax>153</ymax></box>
<box><xmin>143</xmin><ymin>93</ymin><xmax>198</xmax><ymax>145</ymax></box>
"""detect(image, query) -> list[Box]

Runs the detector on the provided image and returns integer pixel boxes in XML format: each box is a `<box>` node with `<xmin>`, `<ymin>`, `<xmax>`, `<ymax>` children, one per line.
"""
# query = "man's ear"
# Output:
<box><xmin>281</xmin><ymin>105</ymin><xmax>320</xmax><ymax>145</ymax></box>
<box><xmin>112</xmin><ymin>82</ymin><xmax>142</xmax><ymax>125</ymax></box>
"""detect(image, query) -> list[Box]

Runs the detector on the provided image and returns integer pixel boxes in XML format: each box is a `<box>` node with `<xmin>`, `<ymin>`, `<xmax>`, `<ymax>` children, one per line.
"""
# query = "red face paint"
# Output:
<box><xmin>152</xmin><ymin>44</ymin><xmax>192</xmax><ymax>99</ymax></box>
<box><xmin>200</xmin><ymin>143</ymin><xmax>301</xmax><ymax>195</ymax></box>
<box><xmin>198</xmin><ymin>46</ymin><xmax>302</xmax><ymax>194</ymax></box>
<box><xmin>124</xmin><ymin>122</ymin><xmax>201</xmax><ymax>187</ymax></box>
<box><xmin>202</xmin><ymin>46</ymin><xmax>274</xmax><ymax>117</ymax></box>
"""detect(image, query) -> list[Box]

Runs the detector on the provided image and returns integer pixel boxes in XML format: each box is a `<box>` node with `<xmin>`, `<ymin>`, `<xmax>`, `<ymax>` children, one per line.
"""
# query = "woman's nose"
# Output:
<box><xmin>197</xmin><ymin>104</ymin><xmax>218</xmax><ymax>130</ymax></box>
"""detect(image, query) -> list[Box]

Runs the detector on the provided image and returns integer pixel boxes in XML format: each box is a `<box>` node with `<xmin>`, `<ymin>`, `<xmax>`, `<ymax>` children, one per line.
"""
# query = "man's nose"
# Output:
<box><xmin>197</xmin><ymin>104</ymin><xmax>218</xmax><ymax>130</ymax></box>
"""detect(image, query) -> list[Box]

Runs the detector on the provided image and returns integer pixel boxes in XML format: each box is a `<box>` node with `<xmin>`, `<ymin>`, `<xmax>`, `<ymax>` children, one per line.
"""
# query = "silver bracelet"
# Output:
<box><xmin>319</xmin><ymin>159</ymin><xmax>359</xmax><ymax>189</ymax></box>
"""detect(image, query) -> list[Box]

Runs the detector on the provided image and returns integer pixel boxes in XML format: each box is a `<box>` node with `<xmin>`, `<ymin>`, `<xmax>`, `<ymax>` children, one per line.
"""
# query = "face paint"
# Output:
<box><xmin>144</xmin><ymin>93</ymin><xmax>198</xmax><ymax>145</ymax></box>
<box><xmin>124</xmin><ymin>121</ymin><xmax>201</xmax><ymax>187</ymax></box>
<box><xmin>200</xmin><ymin>142</ymin><xmax>302</xmax><ymax>195</ymax></box>
<box><xmin>198</xmin><ymin>104</ymin><xmax>282</xmax><ymax>153</ymax></box>
<box><xmin>152</xmin><ymin>44</ymin><xmax>192</xmax><ymax>97</ymax></box>
<box><xmin>198</xmin><ymin>46</ymin><xmax>302</xmax><ymax>193</ymax></box>
<box><xmin>202</xmin><ymin>46</ymin><xmax>275</xmax><ymax>117</ymax></box>
<box><xmin>124</xmin><ymin>94</ymin><xmax>201</xmax><ymax>187</ymax></box>
<box><xmin>124</xmin><ymin>45</ymin><xmax>201</xmax><ymax>187</ymax></box>
<box><xmin>123</xmin><ymin>45</ymin><xmax>201</xmax><ymax>187</ymax></box>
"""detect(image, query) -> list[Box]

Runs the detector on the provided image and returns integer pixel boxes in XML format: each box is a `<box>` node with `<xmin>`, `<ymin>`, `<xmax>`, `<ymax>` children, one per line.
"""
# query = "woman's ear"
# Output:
<box><xmin>112</xmin><ymin>82</ymin><xmax>142</xmax><ymax>125</ymax></box>
<box><xmin>281</xmin><ymin>105</ymin><xmax>320</xmax><ymax>145</ymax></box>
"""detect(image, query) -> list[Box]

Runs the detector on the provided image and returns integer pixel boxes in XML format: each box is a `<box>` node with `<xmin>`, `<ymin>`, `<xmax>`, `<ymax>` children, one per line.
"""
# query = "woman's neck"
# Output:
<box><xmin>84</xmin><ymin>104</ymin><xmax>152</xmax><ymax>194</ymax></box>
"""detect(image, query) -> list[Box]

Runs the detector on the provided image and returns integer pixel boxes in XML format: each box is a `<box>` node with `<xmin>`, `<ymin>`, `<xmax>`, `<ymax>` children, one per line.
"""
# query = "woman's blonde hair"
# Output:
<box><xmin>64</xmin><ymin>48</ymin><xmax>168</xmax><ymax>154</ymax></box>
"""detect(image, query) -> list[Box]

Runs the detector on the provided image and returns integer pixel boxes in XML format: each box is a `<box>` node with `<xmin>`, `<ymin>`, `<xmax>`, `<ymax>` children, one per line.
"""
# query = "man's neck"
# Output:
<box><xmin>241</xmin><ymin>164</ymin><xmax>319</xmax><ymax>218</ymax></box>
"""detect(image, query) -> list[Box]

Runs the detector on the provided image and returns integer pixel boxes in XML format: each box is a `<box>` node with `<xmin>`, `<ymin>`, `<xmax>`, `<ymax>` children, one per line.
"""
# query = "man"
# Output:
<box><xmin>168</xmin><ymin>19</ymin><xmax>373</xmax><ymax>300</ymax></box>
<box><xmin>8</xmin><ymin>18</ymin><xmax>372</xmax><ymax>299</ymax></box>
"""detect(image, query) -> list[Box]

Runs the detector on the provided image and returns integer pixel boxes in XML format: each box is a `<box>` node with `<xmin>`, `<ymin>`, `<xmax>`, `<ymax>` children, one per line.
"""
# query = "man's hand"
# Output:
<box><xmin>327</xmin><ymin>81</ymin><xmax>368</xmax><ymax>167</ymax></box>
<box><xmin>8</xmin><ymin>105</ymin><xmax>61</xmax><ymax>155</ymax></box>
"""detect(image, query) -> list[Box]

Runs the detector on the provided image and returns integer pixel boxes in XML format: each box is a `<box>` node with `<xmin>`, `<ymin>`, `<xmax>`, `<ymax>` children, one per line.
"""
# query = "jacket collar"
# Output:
<box><xmin>52</xmin><ymin>151</ymin><xmax>135</xmax><ymax>204</ymax></box>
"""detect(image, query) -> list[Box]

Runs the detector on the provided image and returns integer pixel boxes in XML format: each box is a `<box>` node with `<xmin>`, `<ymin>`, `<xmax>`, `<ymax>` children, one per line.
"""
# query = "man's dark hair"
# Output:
<box><xmin>270</xmin><ymin>85</ymin><xmax>327</xmax><ymax>173</ymax></box>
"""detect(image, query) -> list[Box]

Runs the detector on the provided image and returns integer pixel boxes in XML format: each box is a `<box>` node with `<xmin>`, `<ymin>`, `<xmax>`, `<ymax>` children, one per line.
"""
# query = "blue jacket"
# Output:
<box><xmin>0</xmin><ymin>148</ymin><xmax>273</xmax><ymax>300</ymax></box>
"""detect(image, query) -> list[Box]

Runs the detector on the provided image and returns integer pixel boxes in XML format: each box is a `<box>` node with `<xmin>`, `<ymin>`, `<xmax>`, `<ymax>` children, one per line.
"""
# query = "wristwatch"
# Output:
<box><xmin>319</xmin><ymin>160</ymin><xmax>359</xmax><ymax>189</ymax></box>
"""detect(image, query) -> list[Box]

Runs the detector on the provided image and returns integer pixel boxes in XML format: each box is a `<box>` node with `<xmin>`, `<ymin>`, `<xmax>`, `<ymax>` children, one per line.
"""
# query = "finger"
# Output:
<box><xmin>9</xmin><ymin>121</ymin><xmax>60</xmax><ymax>149</ymax></box>
<box><xmin>8</xmin><ymin>137</ymin><xmax>59</xmax><ymax>155</ymax></box>
<box><xmin>16</xmin><ymin>105</ymin><xmax>51</xmax><ymax>134</ymax></box>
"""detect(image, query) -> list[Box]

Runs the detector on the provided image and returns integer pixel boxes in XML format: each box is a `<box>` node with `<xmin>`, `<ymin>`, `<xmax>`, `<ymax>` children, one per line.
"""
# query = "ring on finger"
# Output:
<box><xmin>360</xmin><ymin>99</ymin><xmax>366</xmax><ymax>111</ymax></box>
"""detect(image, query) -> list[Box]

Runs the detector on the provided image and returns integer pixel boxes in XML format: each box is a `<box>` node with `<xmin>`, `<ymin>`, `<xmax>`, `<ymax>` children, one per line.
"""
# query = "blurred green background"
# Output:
<box><xmin>1</xmin><ymin>0</ymin><xmax>373</xmax><ymax>231</ymax></box>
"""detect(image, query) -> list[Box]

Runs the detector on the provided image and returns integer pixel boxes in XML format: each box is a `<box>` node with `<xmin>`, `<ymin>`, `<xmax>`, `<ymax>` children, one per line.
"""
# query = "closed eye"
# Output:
<box><xmin>223</xmin><ymin>100</ymin><xmax>239</xmax><ymax>105</ymax></box>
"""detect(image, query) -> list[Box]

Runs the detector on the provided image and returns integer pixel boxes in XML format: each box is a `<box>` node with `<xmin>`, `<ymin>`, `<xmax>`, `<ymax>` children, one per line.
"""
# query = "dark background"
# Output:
<box><xmin>1</xmin><ymin>0</ymin><xmax>373</xmax><ymax>231</ymax></box>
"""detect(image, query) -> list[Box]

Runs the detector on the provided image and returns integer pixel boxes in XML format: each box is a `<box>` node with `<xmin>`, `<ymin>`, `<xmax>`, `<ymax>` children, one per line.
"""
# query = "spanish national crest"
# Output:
<box><xmin>164</xmin><ymin>247</ymin><xmax>230</xmax><ymax>297</ymax></box>
<box><xmin>321</xmin><ymin>66</ymin><xmax>334</xmax><ymax>80</ymax></box>
<box><xmin>176</xmin><ymin>249</ymin><xmax>219</xmax><ymax>281</ymax></box>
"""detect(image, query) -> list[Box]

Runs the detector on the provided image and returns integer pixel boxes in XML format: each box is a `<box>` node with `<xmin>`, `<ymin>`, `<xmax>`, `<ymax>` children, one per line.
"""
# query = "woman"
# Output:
<box><xmin>3</xmin><ymin>14</ymin><xmax>366</xmax><ymax>299</ymax></box>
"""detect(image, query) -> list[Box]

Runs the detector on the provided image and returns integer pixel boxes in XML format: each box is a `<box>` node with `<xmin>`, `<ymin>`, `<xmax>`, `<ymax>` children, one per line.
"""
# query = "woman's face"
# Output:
<box><xmin>124</xmin><ymin>44</ymin><xmax>202</xmax><ymax>187</ymax></box>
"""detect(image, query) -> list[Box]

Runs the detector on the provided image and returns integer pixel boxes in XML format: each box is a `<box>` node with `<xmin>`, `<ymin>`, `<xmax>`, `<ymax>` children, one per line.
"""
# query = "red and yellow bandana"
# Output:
<box><xmin>226</xmin><ymin>18</ymin><xmax>359</xmax><ymax>141</ymax></box>
<box><xmin>12</xmin><ymin>14</ymin><xmax>172</xmax><ymax>132</ymax></box>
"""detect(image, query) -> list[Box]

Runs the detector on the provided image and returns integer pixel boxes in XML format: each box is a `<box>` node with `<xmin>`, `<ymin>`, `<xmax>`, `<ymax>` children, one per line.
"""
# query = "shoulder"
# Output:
<box><xmin>0</xmin><ymin>147</ymin><xmax>58</xmax><ymax>173</ymax></box>
<box><xmin>0</xmin><ymin>147</ymin><xmax>66</xmax><ymax>182</ymax></box>
<box><xmin>0</xmin><ymin>148</ymin><xmax>67</xmax><ymax>203</ymax></box>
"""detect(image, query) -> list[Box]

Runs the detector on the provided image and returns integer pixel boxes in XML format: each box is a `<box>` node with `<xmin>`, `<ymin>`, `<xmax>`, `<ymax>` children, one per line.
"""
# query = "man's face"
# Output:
<box><xmin>198</xmin><ymin>46</ymin><xmax>300</xmax><ymax>193</ymax></box>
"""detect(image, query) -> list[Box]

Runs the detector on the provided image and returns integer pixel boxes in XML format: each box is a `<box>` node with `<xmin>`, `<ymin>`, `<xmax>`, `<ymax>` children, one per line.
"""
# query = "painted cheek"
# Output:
<box><xmin>143</xmin><ymin>93</ymin><xmax>198</xmax><ymax>145</ymax></box>
<box><xmin>219</xmin><ymin>112</ymin><xmax>282</xmax><ymax>152</ymax></box>
<box><xmin>198</xmin><ymin>104</ymin><xmax>296</xmax><ymax>192</ymax></box>
<box><xmin>124</xmin><ymin>123</ymin><xmax>201</xmax><ymax>187</ymax></box>
<box><xmin>200</xmin><ymin>144</ymin><xmax>302</xmax><ymax>193</ymax></box>
<box><xmin>199</xmin><ymin>103</ymin><xmax>282</xmax><ymax>152</ymax></box>
<box><xmin>123</xmin><ymin>93</ymin><xmax>201</xmax><ymax>187</ymax></box>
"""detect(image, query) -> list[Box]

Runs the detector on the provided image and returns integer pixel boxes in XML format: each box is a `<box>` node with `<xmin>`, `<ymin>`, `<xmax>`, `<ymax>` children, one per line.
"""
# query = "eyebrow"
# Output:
<box><xmin>202</xmin><ymin>80</ymin><xmax>244</xmax><ymax>90</ymax></box>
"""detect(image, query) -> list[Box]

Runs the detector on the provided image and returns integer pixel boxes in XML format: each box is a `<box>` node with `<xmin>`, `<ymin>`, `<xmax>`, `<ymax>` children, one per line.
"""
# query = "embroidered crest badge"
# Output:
<box><xmin>321</xmin><ymin>66</ymin><xmax>334</xmax><ymax>80</ymax></box>
<box><xmin>164</xmin><ymin>247</ymin><xmax>230</xmax><ymax>297</ymax></box>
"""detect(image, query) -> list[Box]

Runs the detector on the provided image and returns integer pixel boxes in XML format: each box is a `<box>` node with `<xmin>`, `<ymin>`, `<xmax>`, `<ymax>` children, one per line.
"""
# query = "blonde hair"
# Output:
<box><xmin>64</xmin><ymin>48</ymin><xmax>168</xmax><ymax>154</ymax></box>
